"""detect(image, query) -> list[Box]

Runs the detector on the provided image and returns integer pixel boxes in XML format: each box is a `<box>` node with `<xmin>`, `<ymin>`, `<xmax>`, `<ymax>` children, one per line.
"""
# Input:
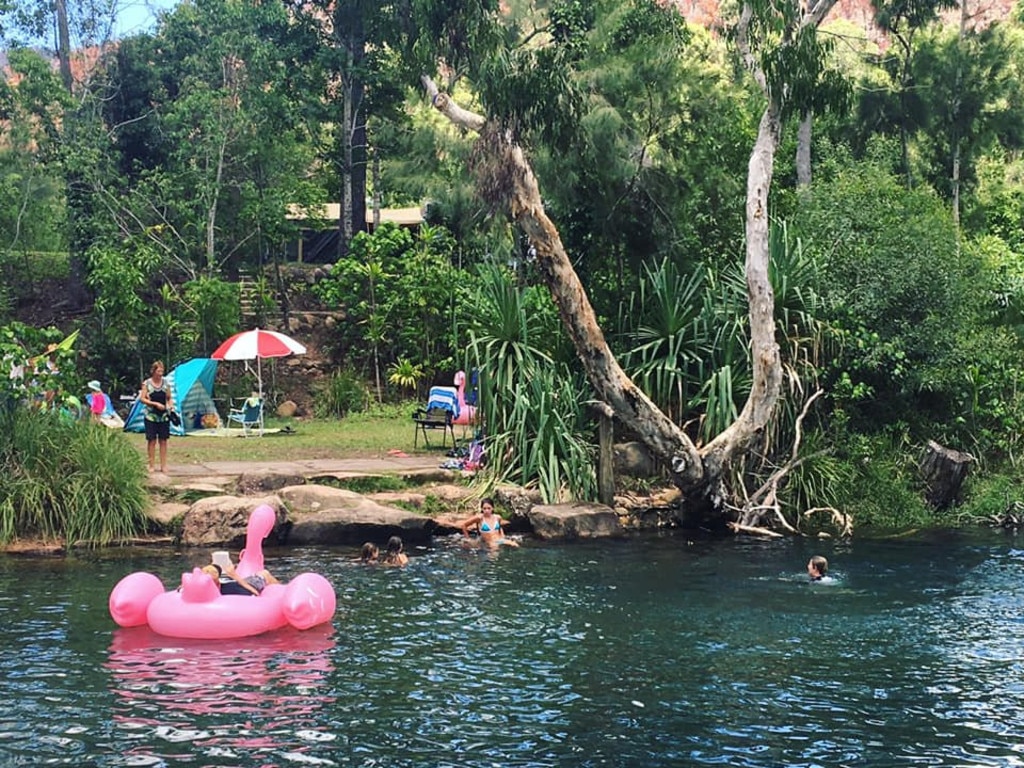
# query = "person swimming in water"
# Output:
<box><xmin>381</xmin><ymin>536</ymin><xmax>409</xmax><ymax>566</ymax></box>
<box><xmin>459</xmin><ymin>497</ymin><xmax>519</xmax><ymax>548</ymax></box>
<box><xmin>807</xmin><ymin>555</ymin><xmax>829</xmax><ymax>582</ymax></box>
<box><xmin>359</xmin><ymin>542</ymin><xmax>380</xmax><ymax>564</ymax></box>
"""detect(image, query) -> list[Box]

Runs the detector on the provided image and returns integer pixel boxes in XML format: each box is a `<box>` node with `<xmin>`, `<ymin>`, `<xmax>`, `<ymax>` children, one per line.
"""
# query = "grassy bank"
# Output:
<box><xmin>122</xmin><ymin>411</ymin><xmax>467</xmax><ymax>464</ymax></box>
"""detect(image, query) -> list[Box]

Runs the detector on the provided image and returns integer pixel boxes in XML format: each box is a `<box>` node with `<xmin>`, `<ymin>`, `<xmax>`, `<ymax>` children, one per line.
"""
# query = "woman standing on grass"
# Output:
<box><xmin>140</xmin><ymin>360</ymin><xmax>174</xmax><ymax>473</ymax></box>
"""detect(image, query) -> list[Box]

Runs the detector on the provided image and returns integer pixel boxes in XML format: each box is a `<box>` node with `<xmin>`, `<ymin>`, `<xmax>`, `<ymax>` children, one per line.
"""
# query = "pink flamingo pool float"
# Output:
<box><xmin>109</xmin><ymin>504</ymin><xmax>336</xmax><ymax>639</ymax></box>
<box><xmin>430</xmin><ymin>370</ymin><xmax>477</xmax><ymax>425</ymax></box>
<box><xmin>452</xmin><ymin>370</ymin><xmax>477</xmax><ymax>426</ymax></box>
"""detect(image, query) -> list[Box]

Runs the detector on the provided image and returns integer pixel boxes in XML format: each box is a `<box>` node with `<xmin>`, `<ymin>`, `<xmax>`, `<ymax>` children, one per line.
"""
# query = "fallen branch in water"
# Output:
<box><xmin>727</xmin><ymin>521</ymin><xmax>783</xmax><ymax>538</ymax></box>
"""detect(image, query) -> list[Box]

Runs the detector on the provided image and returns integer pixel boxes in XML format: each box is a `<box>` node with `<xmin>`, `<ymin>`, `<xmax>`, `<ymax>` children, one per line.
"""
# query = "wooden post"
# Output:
<box><xmin>597</xmin><ymin>410</ymin><xmax>615</xmax><ymax>507</ymax></box>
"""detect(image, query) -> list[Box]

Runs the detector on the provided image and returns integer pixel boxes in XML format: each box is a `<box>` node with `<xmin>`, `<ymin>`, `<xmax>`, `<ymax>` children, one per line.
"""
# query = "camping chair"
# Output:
<box><xmin>412</xmin><ymin>406</ymin><xmax>455</xmax><ymax>448</ymax></box>
<box><xmin>227</xmin><ymin>396</ymin><xmax>264</xmax><ymax>437</ymax></box>
<box><xmin>412</xmin><ymin>386</ymin><xmax>459</xmax><ymax>448</ymax></box>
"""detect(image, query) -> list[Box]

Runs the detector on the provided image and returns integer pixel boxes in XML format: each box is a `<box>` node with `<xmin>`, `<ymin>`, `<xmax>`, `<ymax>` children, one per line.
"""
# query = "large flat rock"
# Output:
<box><xmin>287</xmin><ymin>499</ymin><xmax>436</xmax><ymax>545</ymax></box>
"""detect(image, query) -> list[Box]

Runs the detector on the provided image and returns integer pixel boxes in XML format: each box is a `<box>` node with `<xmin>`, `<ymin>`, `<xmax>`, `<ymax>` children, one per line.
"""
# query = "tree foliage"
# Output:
<box><xmin>2</xmin><ymin>0</ymin><xmax>1024</xmax><ymax>536</ymax></box>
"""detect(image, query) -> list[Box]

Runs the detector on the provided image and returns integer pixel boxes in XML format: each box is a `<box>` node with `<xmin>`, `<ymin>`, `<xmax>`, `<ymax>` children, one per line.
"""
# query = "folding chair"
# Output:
<box><xmin>227</xmin><ymin>397</ymin><xmax>264</xmax><ymax>437</ymax></box>
<box><xmin>412</xmin><ymin>406</ymin><xmax>456</xmax><ymax>448</ymax></box>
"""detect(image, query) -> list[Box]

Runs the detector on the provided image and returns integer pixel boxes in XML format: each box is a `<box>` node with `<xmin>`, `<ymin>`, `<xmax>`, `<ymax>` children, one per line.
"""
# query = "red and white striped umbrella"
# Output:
<box><xmin>211</xmin><ymin>328</ymin><xmax>306</xmax><ymax>360</ymax></box>
<box><xmin>210</xmin><ymin>329</ymin><xmax>306</xmax><ymax>398</ymax></box>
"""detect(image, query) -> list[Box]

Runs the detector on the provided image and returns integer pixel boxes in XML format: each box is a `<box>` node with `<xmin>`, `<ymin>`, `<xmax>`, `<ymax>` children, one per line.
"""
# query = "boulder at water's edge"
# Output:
<box><xmin>528</xmin><ymin>502</ymin><xmax>624</xmax><ymax>540</ymax></box>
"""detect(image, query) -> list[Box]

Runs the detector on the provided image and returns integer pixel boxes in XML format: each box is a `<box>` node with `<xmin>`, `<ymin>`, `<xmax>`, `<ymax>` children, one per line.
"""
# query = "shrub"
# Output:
<box><xmin>956</xmin><ymin>470</ymin><xmax>1024</xmax><ymax>525</ymax></box>
<box><xmin>826</xmin><ymin>431</ymin><xmax>934</xmax><ymax>532</ymax></box>
<box><xmin>0</xmin><ymin>402</ymin><xmax>149</xmax><ymax>545</ymax></box>
<box><xmin>314</xmin><ymin>370</ymin><xmax>369</xmax><ymax>418</ymax></box>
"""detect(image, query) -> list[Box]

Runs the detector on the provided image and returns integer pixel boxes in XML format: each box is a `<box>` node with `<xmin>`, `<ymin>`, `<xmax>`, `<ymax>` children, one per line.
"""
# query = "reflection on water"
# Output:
<box><xmin>3</xmin><ymin>531</ymin><xmax>1024</xmax><ymax>765</ymax></box>
<box><xmin>107</xmin><ymin>625</ymin><xmax>336</xmax><ymax>764</ymax></box>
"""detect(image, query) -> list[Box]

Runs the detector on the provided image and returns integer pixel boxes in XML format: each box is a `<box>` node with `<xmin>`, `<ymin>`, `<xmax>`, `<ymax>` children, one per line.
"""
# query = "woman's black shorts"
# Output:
<box><xmin>145</xmin><ymin>419</ymin><xmax>170</xmax><ymax>442</ymax></box>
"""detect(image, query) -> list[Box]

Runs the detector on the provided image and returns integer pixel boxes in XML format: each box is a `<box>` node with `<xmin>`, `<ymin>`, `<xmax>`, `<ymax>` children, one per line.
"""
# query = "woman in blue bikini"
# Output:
<box><xmin>460</xmin><ymin>498</ymin><xmax>519</xmax><ymax>548</ymax></box>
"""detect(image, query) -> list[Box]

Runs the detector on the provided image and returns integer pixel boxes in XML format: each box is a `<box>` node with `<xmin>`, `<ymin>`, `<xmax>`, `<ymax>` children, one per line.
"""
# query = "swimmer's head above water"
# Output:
<box><xmin>808</xmin><ymin>555</ymin><xmax>828</xmax><ymax>581</ymax></box>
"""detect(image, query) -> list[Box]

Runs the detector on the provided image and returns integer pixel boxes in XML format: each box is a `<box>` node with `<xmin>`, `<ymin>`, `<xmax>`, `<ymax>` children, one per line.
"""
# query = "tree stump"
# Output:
<box><xmin>919</xmin><ymin>440</ymin><xmax>973</xmax><ymax>510</ymax></box>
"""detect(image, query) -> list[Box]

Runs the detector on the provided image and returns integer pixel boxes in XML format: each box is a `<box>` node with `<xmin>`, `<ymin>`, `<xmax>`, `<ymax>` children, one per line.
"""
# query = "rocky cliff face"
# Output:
<box><xmin>670</xmin><ymin>0</ymin><xmax>1015</xmax><ymax>35</ymax></box>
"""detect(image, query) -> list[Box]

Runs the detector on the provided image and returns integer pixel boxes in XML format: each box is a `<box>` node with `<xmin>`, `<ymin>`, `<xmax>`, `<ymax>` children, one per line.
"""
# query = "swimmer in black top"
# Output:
<box><xmin>201</xmin><ymin>559</ymin><xmax>280</xmax><ymax>596</ymax></box>
<box><xmin>807</xmin><ymin>555</ymin><xmax>829</xmax><ymax>581</ymax></box>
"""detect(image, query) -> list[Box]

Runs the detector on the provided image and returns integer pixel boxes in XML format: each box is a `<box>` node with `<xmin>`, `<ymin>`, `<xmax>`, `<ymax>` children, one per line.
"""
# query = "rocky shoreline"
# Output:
<box><xmin>161</xmin><ymin>467</ymin><xmax>635</xmax><ymax>549</ymax></box>
<box><xmin>3</xmin><ymin>457</ymin><xmax>683</xmax><ymax>556</ymax></box>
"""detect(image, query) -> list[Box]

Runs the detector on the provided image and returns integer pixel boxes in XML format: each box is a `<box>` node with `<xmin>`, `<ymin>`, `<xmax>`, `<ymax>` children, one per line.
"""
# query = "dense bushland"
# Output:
<box><xmin>2</xmin><ymin>0</ymin><xmax>1024</xmax><ymax>537</ymax></box>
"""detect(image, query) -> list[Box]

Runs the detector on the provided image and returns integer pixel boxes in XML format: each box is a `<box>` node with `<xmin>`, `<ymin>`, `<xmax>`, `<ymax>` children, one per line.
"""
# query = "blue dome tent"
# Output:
<box><xmin>123</xmin><ymin>358</ymin><xmax>219</xmax><ymax>436</ymax></box>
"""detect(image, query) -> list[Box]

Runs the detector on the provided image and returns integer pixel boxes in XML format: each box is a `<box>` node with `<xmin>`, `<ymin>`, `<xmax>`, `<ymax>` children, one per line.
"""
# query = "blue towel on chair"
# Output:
<box><xmin>426</xmin><ymin>386</ymin><xmax>459</xmax><ymax>420</ymax></box>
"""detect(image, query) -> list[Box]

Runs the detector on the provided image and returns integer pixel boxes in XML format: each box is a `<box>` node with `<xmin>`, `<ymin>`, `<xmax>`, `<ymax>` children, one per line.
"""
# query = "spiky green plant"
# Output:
<box><xmin>0</xmin><ymin>401</ymin><xmax>149</xmax><ymax>546</ymax></box>
<box><xmin>387</xmin><ymin>358</ymin><xmax>425</xmax><ymax>398</ymax></box>
<box><xmin>621</xmin><ymin>257</ymin><xmax>748</xmax><ymax>442</ymax></box>
<box><xmin>467</xmin><ymin>262</ymin><xmax>553</xmax><ymax>396</ymax></box>
<box><xmin>467</xmin><ymin>264</ymin><xmax>596</xmax><ymax>502</ymax></box>
<box><xmin>483</xmin><ymin>367</ymin><xmax>597</xmax><ymax>503</ymax></box>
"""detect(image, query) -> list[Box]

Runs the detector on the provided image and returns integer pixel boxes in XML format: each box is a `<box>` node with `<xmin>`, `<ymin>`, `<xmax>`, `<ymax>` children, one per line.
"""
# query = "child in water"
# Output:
<box><xmin>807</xmin><ymin>555</ymin><xmax>829</xmax><ymax>582</ymax></box>
<box><xmin>359</xmin><ymin>542</ymin><xmax>380</xmax><ymax>564</ymax></box>
<box><xmin>381</xmin><ymin>536</ymin><xmax>409</xmax><ymax>566</ymax></box>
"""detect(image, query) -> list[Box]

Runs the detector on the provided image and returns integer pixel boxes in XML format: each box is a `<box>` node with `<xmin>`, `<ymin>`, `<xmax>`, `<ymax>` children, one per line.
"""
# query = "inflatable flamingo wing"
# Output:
<box><xmin>108</xmin><ymin>572</ymin><xmax>165</xmax><ymax>628</ymax></box>
<box><xmin>282</xmin><ymin>573</ymin><xmax>337</xmax><ymax>630</ymax></box>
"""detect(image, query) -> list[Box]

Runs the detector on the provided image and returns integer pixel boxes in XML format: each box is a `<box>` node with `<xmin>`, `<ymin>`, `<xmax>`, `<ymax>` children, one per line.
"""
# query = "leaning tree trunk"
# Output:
<box><xmin>420</xmin><ymin>0</ymin><xmax>833</xmax><ymax>522</ymax></box>
<box><xmin>421</xmin><ymin>75</ymin><xmax>785</xmax><ymax>510</ymax></box>
<box><xmin>422</xmin><ymin>78</ymin><xmax>705</xmax><ymax>490</ymax></box>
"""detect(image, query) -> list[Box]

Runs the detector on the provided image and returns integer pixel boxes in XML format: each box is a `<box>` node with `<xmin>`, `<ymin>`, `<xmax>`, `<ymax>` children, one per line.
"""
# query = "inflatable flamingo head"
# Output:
<box><xmin>180</xmin><ymin>567</ymin><xmax>222</xmax><ymax>604</ymax></box>
<box><xmin>454</xmin><ymin>370</ymin><xmax>465</xmax><ymax>388</ymax></box>
<box><xmin>236</xmin><ymin>504</ymin><xmax>277</xmax><ymax>577</ymax></box>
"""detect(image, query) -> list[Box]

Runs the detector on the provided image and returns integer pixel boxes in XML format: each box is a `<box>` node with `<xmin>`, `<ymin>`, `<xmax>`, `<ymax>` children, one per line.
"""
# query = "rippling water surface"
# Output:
<box><xmin>3</xmin><ymin>530</ymin><xmax>1024</xmax><ymax>766</ymax></box>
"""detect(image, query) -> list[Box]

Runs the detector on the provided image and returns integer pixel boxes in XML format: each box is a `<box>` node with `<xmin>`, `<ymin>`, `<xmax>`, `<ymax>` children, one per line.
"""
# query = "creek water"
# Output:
<box><xmin>2</xmin><ymin>529</ymin><xmax>1023</xmax><ymax>767</ymax></box>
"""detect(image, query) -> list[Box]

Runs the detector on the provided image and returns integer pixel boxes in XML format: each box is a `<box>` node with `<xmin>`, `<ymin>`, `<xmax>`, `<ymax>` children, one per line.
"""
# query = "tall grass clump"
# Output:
<box><xmin>0</xmin><ymin>401</ymin><xmax>149</xmax><ymax>545</ymax></box>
